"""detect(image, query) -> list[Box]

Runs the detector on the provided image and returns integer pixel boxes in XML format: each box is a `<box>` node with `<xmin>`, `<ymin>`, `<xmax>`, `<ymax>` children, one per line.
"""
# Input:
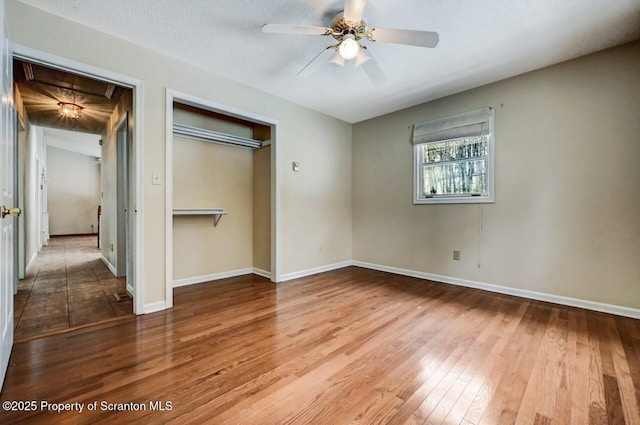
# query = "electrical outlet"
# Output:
<box><xmin>152</xmin><ymin>172</ymin><xmax>161</xmax><ymax>185</ymax></box>
<box><xmin>453</xmin><ymin>250</ymin><xmax>461</xmax><ymax>261</ymax></box>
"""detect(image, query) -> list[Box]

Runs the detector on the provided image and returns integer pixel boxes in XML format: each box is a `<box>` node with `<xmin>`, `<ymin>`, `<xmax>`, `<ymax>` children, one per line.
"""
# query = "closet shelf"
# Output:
<box><xmin>173</xmin><ymin>123</ymin><xmax>262</xmax><ymax>149</ymax></box>
<box><xmin>173</xmin><ymin>208</ymin><xmax>228</xmax><ymax>227</ymax></box>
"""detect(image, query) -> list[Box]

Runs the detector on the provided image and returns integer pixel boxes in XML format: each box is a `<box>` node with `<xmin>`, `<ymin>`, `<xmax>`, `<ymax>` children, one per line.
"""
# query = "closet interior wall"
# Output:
<box><xmin>172</xmin><ymin>103</ymin><xmax>271</xmax><ymax>283</ymax></box>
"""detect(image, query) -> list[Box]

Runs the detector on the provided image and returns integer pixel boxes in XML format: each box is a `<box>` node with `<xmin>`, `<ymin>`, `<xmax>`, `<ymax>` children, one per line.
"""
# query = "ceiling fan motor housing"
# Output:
<box><xmin>331</xmin><ymin>13</ymin><xmax>367</xmax><ymax>41</ymax></box>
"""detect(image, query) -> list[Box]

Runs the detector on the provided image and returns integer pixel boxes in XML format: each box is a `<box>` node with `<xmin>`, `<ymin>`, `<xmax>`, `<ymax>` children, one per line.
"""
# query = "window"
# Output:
<box><xmin>413</xmin><ymin>107</ymin><xmax>495</xmax><ymax>204</ymax></box>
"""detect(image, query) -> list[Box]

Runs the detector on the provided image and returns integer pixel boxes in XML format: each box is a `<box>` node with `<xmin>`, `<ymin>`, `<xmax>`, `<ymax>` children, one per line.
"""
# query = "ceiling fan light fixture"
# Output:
<box><xmin>58</xmin><ymin>102</ymin><xmax>83</xmax><ymax>119</ymax></box>
<box><xmin>329</xmin><ymin>52</ymin><xmax>346</xmax><ymax>67</ymax></box>
<box><xmin>337</xmin><ymin>35</ymin><xmax>359</xmax><ymax>60</ymax></box>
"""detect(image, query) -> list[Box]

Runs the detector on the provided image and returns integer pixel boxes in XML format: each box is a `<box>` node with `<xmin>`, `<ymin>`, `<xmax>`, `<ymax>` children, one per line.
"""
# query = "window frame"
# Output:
<box><xmin>412</xmin><ymin>108</ymin><xmax>495</xmax><ymax>205</ymax></box>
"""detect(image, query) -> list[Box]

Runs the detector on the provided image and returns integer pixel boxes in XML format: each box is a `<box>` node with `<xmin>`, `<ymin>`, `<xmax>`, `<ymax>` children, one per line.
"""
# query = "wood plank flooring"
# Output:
<box><xmin>1</xmin><ymin>267</ymin><xmax>639</xmax><ymax>424</ymax></box>
<box><xmin>13</xmin><ymin>235</ymin><xmax>132</xmax><ymax>341</ymax></box>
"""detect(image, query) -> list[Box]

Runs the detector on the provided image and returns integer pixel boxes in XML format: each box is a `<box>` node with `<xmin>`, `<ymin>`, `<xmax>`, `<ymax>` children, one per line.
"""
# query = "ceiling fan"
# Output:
<box><xmin>262</xmin><ymin>0</ymin><xmax>439</xmax><ymax>85</ymax></box>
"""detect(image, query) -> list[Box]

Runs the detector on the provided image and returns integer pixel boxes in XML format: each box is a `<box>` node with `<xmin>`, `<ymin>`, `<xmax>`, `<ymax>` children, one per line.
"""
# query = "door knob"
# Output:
<box><xmin>1</xmin><ymin>206</ymin><xmax>21</xmax><ymax>218</ymax></box>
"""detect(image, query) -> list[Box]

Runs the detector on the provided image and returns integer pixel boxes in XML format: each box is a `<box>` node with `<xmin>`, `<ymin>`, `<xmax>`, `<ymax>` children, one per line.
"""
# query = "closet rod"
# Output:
<box><xmin>173</xmin><ymin>123</ymin><xmax>262</xmax><ymax>149</ymax></box>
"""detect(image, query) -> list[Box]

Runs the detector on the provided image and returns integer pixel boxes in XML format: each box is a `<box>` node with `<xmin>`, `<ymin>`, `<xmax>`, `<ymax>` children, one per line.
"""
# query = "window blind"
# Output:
<box><xmin>413</xmin><ymin>107</ymin><xmax>492</xmax><ymax>145</ymax></box>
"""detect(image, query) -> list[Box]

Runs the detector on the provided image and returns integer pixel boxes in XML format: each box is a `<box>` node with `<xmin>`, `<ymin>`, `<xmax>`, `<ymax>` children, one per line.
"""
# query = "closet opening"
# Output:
<box><xmin>166</xmin><ymin>92</ymin><xmax>279</xmax><ymax>308</ymax></box>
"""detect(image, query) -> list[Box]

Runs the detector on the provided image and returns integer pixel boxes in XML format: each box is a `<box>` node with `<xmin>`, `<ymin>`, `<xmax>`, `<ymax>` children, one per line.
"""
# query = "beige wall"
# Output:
<box><xmin>353</xmin><ymin>41</ymin><xmax>640</xmax><ymax>309</ymax></box>
<box><xmin>253</xmin><ymin>145</ymin><xmax>271</xmax><ymax>272</ymax></box>
<box><xmin>24</xmin><ymin>127</ymin><xmax>45</xmax><ymax>270</ymax></box>
<box><xmin>172</xmin><ymin>105</ymin><xmax>271</xmax><ymax>280</ymax></box>
<box><xmin>173</xmin><ymin>106</ymin><xmax>254</xmax><ymax>140</ymax></box>
<box><xmin>14</xmin><ymin>86</ymin><xmax>40</xmax><ymax>274</ymax></box>
<box><xmin>6</xmin><ymin>1</ymin><xmax>352</xmax><ymax>306</ymax></box>
<box><xmin>46</xmin><ymin>146</ymin><xmax>100</xmax><ymax>235</ymax></box>
<box><xmin>173</xmin><ymin>137</ymin><xmax>253</xmax><ymax>279</ymax></box>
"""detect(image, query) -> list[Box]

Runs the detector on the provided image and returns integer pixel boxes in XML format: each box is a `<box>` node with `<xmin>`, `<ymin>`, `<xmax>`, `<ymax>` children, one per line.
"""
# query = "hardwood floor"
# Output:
<box><xmin>1</xmin><ymin>267</ymin><xmax>639</xmax><ymax>424</ymax></box>
<box><xmin>13</xmin><ymin>235</ymin><xmax>132</xmax><ymax>342</ymax></box>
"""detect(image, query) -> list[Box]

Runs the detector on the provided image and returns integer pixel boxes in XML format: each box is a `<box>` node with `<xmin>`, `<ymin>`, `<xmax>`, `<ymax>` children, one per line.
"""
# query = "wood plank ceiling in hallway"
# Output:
<box><xmin>14</xmin><ymin>59</ymin><xmax>127</xmax><ymax>134</ymax></box>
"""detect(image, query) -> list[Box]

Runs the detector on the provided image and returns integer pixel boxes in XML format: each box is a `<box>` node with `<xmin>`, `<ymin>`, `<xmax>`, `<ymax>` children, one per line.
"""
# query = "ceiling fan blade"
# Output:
<box><xmin>297</xmin><ymin>48</ymin><xmax>334</xmax><ymax>77</ymax></box>
<box><xmin>329</xmin><ymin>52</ymin><xmax>346</xmax><ymax>67</ymax></box>
<box><xmin>262</xmin><ymin>24</ymin><xmax>331</xmax><ymax>36</ymax></box>
<box><xmin>369</xmin><ymin>28</ymin><xmax>439</xmax><ymax>48</ymax></box>
<box><xmin>354</xmin><ymin>49</ymin><xmax>370</xmax><ymax>66</ymax></box>
<box><xmin>360</xmin><ymin>53</ymin><xmax>386</xmax><ymax>85</ymax></box>
<box><xmin>344</xmin><ymin>0</ymin><xmax>367</xmax><ymax>22</ymax></box>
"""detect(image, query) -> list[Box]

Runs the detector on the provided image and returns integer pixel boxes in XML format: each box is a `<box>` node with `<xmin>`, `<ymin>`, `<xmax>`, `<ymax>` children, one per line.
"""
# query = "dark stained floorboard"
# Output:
<box><xmin>13</xmin><ymin>235</ymin><xmax>132</xmax><ymax>341</ymax></box>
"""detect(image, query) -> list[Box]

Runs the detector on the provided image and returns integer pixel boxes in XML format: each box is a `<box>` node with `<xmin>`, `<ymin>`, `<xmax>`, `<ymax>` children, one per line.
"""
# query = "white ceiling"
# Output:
<box><xmin>44</xmin><ymin>127</ymin><xmax>101</xmax><ymax>158</ymax></box>
<box><xmin>19</xmin><ymin>0</ymin><xmax>640</xmax><ymax>123</ymax></box>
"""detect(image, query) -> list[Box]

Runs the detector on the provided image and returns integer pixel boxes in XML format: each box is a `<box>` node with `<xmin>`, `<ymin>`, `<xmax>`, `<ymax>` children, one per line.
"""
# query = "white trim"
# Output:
<box><xmin>279</xmin><ymin>261</ymin><xmax>352</xmax><ymax>282</ymax></box>
<box><xmin>352</xmin><ymin>261</ymin><xmax>640</xmax><ymax>319</ymax></box>
<box><xmin>143</xmin><ymin>301</ymin><xmax>167</xmax><ymax>314</ymax></box>
<box><xmin>126</xmin><ymin>283</ymin><xmax>134</xmax><ymax>296</ymax></box>
<box><xmin>133</xmin><ymin>83</ymin><xmax>145</xmax><ymax>316</ymax></box>
<box><xmin>100</xmin><ymin>255</ymin><xmax>117</xmax><ymax>276</ymax></box>
<box><xmin>165</xmin><ymin>90</ymin><xmax>173</xmax><ymax>309</ymax></box>
<box><xmin>173</xmin><ymin>268</ymin><xmax>253</xmax><ymax>288</ymax></box>
<box><xmin>12</xmin><ymin>44</ymin><xmax>146</xmax><ymax>316</ymax></box>
<box><xmin>12</xmin><ymin>44</ymin><xmax>133</xmax><ymax>86</ymax></box>
<box><xmin>165</xmin><ymin>89</ymin><xmax>281</xmax><ymax>308</ymax></box>
<box><xmin>271</xmin><ymin>126</ymin><xmax>281</xmax><ymax>283</ymax></box>
<box><xmin>252</xmin><ymin>268</ymin><xmax>271</xmax><ymax>279</ymax></box>
<box><xmin>170</xmin><ymin>92</ymin><xmax>281</xmax><ymax>126</ymax></box>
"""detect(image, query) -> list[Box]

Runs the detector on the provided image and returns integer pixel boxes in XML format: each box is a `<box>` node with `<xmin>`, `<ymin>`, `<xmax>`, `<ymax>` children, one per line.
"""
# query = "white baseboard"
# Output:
<box><xmin>252</xmin><ymin>268</ymin><xmax>271</xmax><ymax>279</ymax></box>
<box><xmin>101</xmin><ymin>255</ymin><xmax>117</xmax><ymax>276</ymax></box>
<box><xmin>144</xmin><ymin>301</ymin><xmax>167</xmax><ymax>314</ymax></box>
<box><xmin>26</xmin><ymin>252</ymin><xmax>37</xmax><ymax>273</ymax></box>
<box><xmin>279</xmin><ymin>261</ymin><xmax>352</xmax><ymax>282</ymax></box>
<box><xmin>353</xmin><ymin>261</ymin><xmax>640</xmax><ymax>319</ymax></box>
<box><xmin>152</xmin><ymin>260</ymin><xmax>640</xmax><ymax>319</ymax></box>
<box><xmin>173</xmin><ymin>268</ymin><xmax>253</xmax><ymax>288</ymax></box>
<box><xmin>126</xmin><ymin>283</ymin><xmax>134</xmax><ymax>296</ymax></box>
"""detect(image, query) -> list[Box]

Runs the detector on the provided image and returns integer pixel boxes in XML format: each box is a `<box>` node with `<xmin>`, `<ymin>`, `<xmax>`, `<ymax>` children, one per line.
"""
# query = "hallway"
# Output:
<box><xmin>13</xmin><ymin>235</ymin><xmax>132</xmax><ymax>341</ymax></box>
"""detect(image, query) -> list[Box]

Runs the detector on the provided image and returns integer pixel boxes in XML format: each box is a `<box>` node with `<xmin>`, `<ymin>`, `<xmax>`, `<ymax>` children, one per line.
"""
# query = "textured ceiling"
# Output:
<box><xmin>18</xmin><ymin>0</ymin><xmax>640</xmax><ymax>123</ymax></box>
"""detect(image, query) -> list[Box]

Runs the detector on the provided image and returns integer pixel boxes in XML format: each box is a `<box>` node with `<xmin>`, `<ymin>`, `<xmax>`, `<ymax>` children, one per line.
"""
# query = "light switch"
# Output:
<box><xmin>152</xmin><ymin>172</ymin><xmax>161</xmax><ymax>185</ymax></box>
<box><xmin>292</xmin><ymin>162</ymin><xmax>299</xmax><ymax>172</ymax></box>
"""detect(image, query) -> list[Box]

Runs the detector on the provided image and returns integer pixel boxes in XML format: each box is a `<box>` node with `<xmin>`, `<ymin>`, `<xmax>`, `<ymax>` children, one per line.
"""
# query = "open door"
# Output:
<box><xmin>116</xmin><ymin>112</ymin><xmax>133</xmax><ymax>294</ymax></box>
<box><xmin>0</xmin><ymin>0</ymin><xmax>15</xmax><ymax>390</ymax></box>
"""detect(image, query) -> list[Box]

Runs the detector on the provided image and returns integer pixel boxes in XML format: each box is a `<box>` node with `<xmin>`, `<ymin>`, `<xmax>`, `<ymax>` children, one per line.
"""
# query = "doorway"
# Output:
<box><xmin>165</xmin><ymin>90</ymin><xmax>280</xmax><ymax>309</ymax></box>
<box><xmin>11</xmin><ymin>56</ymin><xmax>138</xmax><ymax>340</ymax></box>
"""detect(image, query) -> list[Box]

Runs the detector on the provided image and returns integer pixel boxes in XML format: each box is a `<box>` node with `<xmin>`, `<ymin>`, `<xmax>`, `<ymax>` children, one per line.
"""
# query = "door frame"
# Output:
<box><xmin>164</xmin><ymin>89</ymin><xmax>281</xmax><ymax>309</ymax></box>
<box><xmin>12</xmin><ymin>43</ymin><xmax>146</xmax><ymax>315</ymax></box>
<box><xmin>115</xmin><ymin>112</ymin><xmax>129</xmax><ymax>281</ymax></box>
<box><xmin>15</xmin><ymin>113</ymin><xmax>25</xmax><ymax>285</ymax></box>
